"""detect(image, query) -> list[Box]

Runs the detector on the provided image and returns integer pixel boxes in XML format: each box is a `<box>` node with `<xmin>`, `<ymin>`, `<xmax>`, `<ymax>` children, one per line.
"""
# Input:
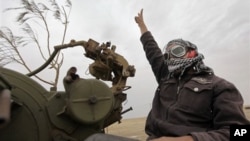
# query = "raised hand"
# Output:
<box><xmin>135</xmin><ymin>9</ymin><xmax>148</xmax><ymax>34</ymax></box>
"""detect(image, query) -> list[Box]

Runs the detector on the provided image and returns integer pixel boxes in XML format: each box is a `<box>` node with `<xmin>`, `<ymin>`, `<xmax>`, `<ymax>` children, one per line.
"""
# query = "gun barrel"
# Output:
<box><xmin>121</xmin><ymin>107</ymin><xmax>133</xmax><ymax>115</ymax></box>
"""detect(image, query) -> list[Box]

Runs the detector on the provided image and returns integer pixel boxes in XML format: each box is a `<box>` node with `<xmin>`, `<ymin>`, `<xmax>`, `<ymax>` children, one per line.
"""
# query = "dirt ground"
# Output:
<box><xmin>243</xmin><ymin>105</ymin><xmax>250</xmax><ymax>120</ymax></box>
<box><xmin>105</xmin><ymin>106</ymin><xmax>250</xmax><ymax>141</ymax></box>
<box><xmin>105</xmin><ymin>117</ymin><xmax>148</xmax><ymax>141</ymax></box>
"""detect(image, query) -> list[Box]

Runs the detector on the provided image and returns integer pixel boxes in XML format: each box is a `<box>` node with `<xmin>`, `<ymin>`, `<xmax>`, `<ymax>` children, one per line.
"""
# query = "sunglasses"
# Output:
<box><xmin>164</xmin><ymin>45</ymin><xmax>187</xmax><ymax>60</ymax></box>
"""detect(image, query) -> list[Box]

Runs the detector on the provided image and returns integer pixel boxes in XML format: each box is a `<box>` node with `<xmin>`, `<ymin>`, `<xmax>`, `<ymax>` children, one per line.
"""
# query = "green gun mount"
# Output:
<box><xmin>0</xmin><ymin>38</ymin><xmax>135</xmax><ymax>141</ymax></box>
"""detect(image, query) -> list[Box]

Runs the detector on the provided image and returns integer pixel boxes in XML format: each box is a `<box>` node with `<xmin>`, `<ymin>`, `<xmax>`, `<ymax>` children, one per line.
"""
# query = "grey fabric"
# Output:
<box><xmin>85</xmin><ymin>133</ymin><xmax>140</xmax><ymax>141</ymax></box>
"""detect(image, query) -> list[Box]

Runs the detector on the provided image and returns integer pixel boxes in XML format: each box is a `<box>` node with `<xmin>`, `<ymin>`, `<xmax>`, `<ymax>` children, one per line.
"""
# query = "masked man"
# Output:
<box><xmin>135</xmin><ymin>9</ymin><xmax>250</xmax><ymax>141</ymax></box>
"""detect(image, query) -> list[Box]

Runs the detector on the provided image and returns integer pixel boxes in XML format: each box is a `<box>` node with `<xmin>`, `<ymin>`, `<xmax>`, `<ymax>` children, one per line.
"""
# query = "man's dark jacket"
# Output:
<box><xmin>140</xmin><ymin>31</ymin><xmax>250</xmax><ymax>141</ymax></box>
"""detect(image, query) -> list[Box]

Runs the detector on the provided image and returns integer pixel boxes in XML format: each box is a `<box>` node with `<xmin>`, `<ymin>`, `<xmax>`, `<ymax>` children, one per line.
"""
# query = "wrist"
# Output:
<box><xmin>139</xmin><ymin>24</ymin><xmax>148</xmax><ymax>34</ymax></box>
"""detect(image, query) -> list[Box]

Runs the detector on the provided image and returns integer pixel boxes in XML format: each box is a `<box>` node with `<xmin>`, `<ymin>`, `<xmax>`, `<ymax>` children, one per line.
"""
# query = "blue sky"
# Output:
<box><xmin>1</xmin><ymin>0</ymin><xmax>249</xmax><ymax>118</ymax></box>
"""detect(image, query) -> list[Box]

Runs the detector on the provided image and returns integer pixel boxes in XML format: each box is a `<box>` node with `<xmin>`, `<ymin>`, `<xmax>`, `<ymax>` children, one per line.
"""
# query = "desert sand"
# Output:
<box><xmin>106</xmin><ymin>106</ymin><xmax>250</xmax><ymax>141</ymax></box>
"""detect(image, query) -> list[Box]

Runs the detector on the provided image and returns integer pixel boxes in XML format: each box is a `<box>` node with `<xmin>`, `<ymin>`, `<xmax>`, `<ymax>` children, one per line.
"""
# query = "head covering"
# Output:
<box><xmin>163</xmin><ymin>39</ymin><xmax>213</xmax><ymax>78</ymax></box>
<box><xmin>164</xmin><ymin>38</ymin><xmax>197</xmax><ymax>53</ymax></box>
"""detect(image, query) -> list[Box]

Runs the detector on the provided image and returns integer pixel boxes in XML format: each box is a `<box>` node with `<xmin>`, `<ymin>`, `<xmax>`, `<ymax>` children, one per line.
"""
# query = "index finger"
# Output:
<box><xmin>138</xmin><ymin>9</ymin><xmax>143</xmax><ymax>17</ymax></box>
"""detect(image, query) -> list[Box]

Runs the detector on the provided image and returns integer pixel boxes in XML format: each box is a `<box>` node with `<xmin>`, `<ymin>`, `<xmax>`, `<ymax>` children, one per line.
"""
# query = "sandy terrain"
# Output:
<box><xmin>106</xmin><ymin>106</ymin><xmax>250</xmax><ymax>141</ymax></box>
<box><xmin>105</xmin><ymin>117</ymin><xmax>148</xmax><ymax>141</ymax></box>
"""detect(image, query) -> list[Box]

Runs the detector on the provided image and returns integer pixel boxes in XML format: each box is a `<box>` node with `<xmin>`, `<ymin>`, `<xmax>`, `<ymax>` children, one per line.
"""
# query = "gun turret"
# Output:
<box><xmin>0</xmin><ymin>38</ymin><xmax>136</xmax><ymax>141</ymax></box>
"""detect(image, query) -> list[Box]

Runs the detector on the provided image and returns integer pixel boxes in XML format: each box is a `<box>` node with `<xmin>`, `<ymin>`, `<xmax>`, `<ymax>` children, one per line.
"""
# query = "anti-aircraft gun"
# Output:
<box><xmin>0</xmin><ymin>38</ymin><xmax>135</xmax><ymax>141</ymax></box>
